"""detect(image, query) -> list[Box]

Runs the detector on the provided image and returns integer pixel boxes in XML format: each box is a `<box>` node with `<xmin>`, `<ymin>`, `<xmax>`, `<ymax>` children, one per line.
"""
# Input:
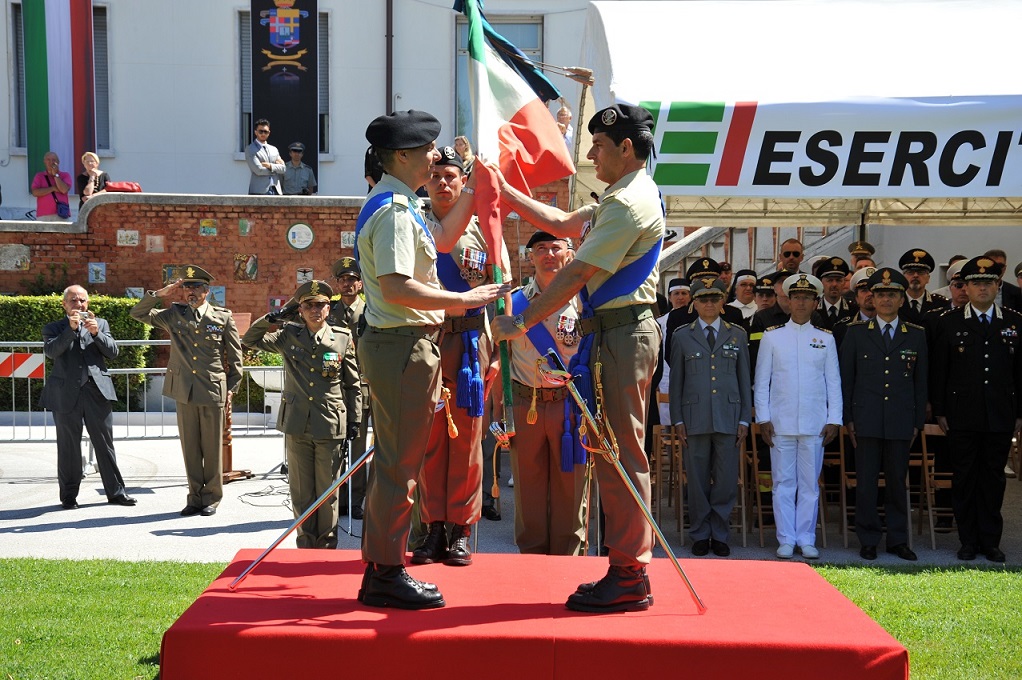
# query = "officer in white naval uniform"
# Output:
<box><xmin>753</xmin><ymin>273</ymin><xmax>842</xmax><ymax>560</ymax></box>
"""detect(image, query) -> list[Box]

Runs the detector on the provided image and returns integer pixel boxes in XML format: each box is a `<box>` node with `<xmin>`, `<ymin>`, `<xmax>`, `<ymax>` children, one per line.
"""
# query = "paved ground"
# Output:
<box><xmin>1</xmin><ymin>429</ymin><xmax>1020</xmax><ymax>567</ymax></box>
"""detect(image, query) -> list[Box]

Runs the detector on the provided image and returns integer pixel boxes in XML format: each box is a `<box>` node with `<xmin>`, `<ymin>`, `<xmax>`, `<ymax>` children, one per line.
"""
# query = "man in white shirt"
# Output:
<box><xmin>754</xmin><ymin>273</ymin><xmax>842</xmax><ymax>560</ymax></box>
<box><xmin>245</xmin><ymin>118</ymin><xmax>285</xmax><ymax>195</ymax></box>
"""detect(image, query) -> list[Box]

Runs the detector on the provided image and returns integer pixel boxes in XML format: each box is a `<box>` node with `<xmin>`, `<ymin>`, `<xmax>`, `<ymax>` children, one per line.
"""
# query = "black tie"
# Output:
<box><xmin>911</xmin><ymin>299</ymin><xmax>920</xmax><ymax>313</ymax></box>
<box><xmin>706</xmin><ymin>325</ymin><xmax>716</xmax><ymax>349</ymax></box>
<box><xmin>979</xmin><ymin>312</ymin><xmax>990</xmax><ymax>330</ymax></box>
<box><xmin>883</xmin><ymin>323</ymin><xmax>893</xmax><ymax>349</ymax></box>
<box><xmin>829</xmin><ymin>306</ymin><xmax>838</xmax><ymax>322</ymax></box>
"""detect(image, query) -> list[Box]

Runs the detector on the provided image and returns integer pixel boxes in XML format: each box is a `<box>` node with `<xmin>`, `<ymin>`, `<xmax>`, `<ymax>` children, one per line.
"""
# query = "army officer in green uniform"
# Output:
<box><xmin>130</xmin><ymin>265</ymin><xmax>244</xmax><ymax>516</ymax></box>
<box><xmin>243</xmin><ymin>280</ymin><xmax>362</xmax><ymax>549</ymax></box>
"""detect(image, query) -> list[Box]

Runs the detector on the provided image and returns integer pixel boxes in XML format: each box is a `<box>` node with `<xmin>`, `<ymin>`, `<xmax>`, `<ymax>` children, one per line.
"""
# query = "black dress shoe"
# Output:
<box><xmin>107</xmin><ymin>494</ymin><xmax>137</xmax><ymax>506</ymax></box>
<box><xmin>61</xmin><ymin>500</ymin><xmax>79</xmax><ymax>510</ymax></box>
<box><xmin>859</xmin><ymin>545</ymin><xmax>877</xmax><ymax>561</ymax></box>
<box><xmin>180</xmin><ymin>505</ymin><xmax>201</xmax><ymax>517</ymax></box>
<box><xmin>691</xmin><ymin>539</ymin><xmax>710</xmax><ymax>556</ymax></box>
<box><xmin>351</xmin><ymin>506</ymin><xmax>364</xmax><ymax>520</ymax></box>
<box><xmin>566</xmin><ymin>566</ymin><xmax>650</xmax><ymax>613</ymax></box>
<box><xmin>957</xmin><ymin>545</ymin><xmax>977</xmax><ymax>561</ymax></box>
<box><xmin>711</xmin><ymin>540</ymin><xmax>731</xmax><ymax>557</ymax></box>
<box><xmin>361</xmin><ymin>564</ymin><xmax>445</xmax><ymax>610</ymax></box>
<box><xmin>200</xmin><ymin>505</ymin><xmax>217</xmax><ymax>516</ymax></box>
<box><xmin>886</xmin><ymin>544</ymin><xmax>917</xmax><ymax>561</ymax></box>
<box><xmin>985</xmin><ymin>547</ymin><xmax>1006</xmax><ymax>563</ymax></box>
<box><xmin>481</xmin><ymin>505</ymin><xmax>501</xmax><ymax>521</ymax></box>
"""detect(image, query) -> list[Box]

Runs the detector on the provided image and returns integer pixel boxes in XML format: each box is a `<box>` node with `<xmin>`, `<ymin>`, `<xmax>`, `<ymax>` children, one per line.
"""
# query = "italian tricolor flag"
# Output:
<box><xmin>464</xmin><ymin>0</ymin><xmax>574</xmax><ymax>199</ymax></box>
<box><xmin>24</xmin><ymin>0</ymin><xmax>96</xmax><ymax>188</ymax></box>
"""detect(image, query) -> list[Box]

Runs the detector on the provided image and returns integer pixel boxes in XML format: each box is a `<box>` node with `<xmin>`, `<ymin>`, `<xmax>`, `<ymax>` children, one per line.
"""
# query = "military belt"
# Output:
<box><xmin>442</xmin><ymin>314</ymin><xmax>486</xmax><ymax>333</ymax></box>
<box><xmin>367</xmin><ymin>324</ymin><xmax>442</xmax><ymax>343</ymax></box>
<box><xmin>511</xmin><ymin>380</ymin><xmax>570</xmax><ymax>402</ymax></box>
<box><xmin>579</xmin><ymin>303</ymin><xmax>656</xmax><ymax>336</ymax></box>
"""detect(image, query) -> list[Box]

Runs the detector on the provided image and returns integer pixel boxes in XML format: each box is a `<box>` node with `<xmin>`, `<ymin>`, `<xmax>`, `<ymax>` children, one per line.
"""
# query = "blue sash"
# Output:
<box><xmin>568</xmin><ymin>237</ymin><xmax>663</xmax><ymax>418</ymax></box>
<box><xmin>437</xmin><ymin>254</ymin><xmax>484</xmax><ymax>417</ymax></box>
<box><xmin>511</xmin><ymin>290</ymin><xmax>584</xmax><ymax>471</ymax></box>
<box><xmin>353</xmin><ymin>190</ymin><xmax>434</xmax><ymax>265</ymax></box>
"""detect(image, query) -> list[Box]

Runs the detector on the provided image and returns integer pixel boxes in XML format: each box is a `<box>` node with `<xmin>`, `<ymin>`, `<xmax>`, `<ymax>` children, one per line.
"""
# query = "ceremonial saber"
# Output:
<box><xmin>228</xmin><ymin>445</ymin><xmax>374</xmax><ymax>591</ymax></box>
<box><xmin>544</xmin><ymin>349</ymin><xmax>707</xmax><ymax>614</ymax></box>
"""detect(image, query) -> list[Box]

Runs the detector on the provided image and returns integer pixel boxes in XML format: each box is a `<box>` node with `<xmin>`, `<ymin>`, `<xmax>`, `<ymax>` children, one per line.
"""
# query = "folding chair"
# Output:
<box><xmin>921</xmin><ymin>423</ymin><xmax>954</xmax><ymax>550</ymax></box>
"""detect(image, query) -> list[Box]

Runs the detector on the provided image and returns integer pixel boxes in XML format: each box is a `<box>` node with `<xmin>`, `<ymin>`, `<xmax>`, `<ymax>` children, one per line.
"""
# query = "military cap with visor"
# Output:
<box><xmin>867</xmin><ymin>267</ymin><xmax>909</xmax><ymax>292</ymax></box>
<box><xmin>898</xmin><ymin>248</ymin><xmax>936</xmax><ymax>273</ymax></box>
<box><xmin>960</xmin><ymin>256</ymin><xmax>1004</xmax><ymax>281</ymax></box>
<box><xmin>848</xmin><ymin>240</ymin><xmax>876</xmax><ymax>257</ymax></box>
<box><xmin>850</xmin><ymin>266</ymin><xmax>878</xmax><ymax>290</ymax></box>
<box><xmin>332</xmin><ymin>257</ymin><xmax>361</xmax><ymax>279</ymax></box>
<box><xmin>783</xmin><ymin>273</ymin><xmax>823</xmax><ymax>296</ymax></box>
<box><xmin>295</xmin><ymin>279</ymin><xmax>333</xmax><ymax>304</ymax></box>
<box><xmin>817</xmin><ymin>257</ymin><xmax>851</xmax><ymax>279</ymax></box>
<box><xmin>289</xmin><ymin>142</ymin><xmax>305</xmax><ymax>153</ymax></box>
<box><xmin>690</xmin><ymin>277</ymin><xmax>728</xmax><ymax>299</ymax></box>
<box><xmin>176</xmin><ymin>265</ymin><xmax>214</xmax><ymax>285</ymax></box>
<box><xmin>686</xmin><ymin>257</ymin><xmax>722</xmax><ymax>279</ymax></box>
<box><xmin>366</xmin><ymin>109</ymin><xmax>441</xmax><ymax>150</ymax></box>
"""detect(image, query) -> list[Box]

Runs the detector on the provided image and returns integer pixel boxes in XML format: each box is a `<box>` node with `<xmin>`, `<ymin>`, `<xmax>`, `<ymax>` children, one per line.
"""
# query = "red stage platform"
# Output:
<box><xmin>160</xmin><ymin>550</ymin><xmax>907</xmax><ymax>679</ymax></box>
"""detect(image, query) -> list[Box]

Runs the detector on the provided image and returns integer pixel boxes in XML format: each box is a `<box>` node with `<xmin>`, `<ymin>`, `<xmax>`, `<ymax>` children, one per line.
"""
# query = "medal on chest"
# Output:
<box><xmin>556</xmin><ymin>315</ymin><xmax>579</xmax><ymax>346</ymax></box>
<box><xmin>460</xmin><ymin>247</ymin><xmax>487</xmax><ymax>282</ymax></box>
<box><xmin>321</xmin><ymin>351</ymin><xmax>340</xmax><ymax>378</ymax></box>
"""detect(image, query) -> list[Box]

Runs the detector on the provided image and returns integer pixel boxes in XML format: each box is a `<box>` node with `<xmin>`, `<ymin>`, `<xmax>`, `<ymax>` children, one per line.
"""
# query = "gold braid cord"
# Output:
<box><xmin>441</xmin><ymin>386</ymin><xmax>459</xmax><ymax>439</ymax></box>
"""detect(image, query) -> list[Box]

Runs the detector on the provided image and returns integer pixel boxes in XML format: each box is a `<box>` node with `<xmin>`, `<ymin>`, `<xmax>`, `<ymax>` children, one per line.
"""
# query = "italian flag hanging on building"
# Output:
<box><xmin>23</xmin><ymin>0</ymin><xmax>96</xmax><ymax>188</ymax></box>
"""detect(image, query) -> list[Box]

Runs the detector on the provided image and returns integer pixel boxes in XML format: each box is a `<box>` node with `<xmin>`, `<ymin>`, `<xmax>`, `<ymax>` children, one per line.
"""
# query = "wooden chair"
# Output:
<box><xmin>921</xmin><ymin>423</ymin><xmax>954</xmax><ymax>550</ymax></box>
<box><xmin>650</xmin><ymin>422</ymin><xmax>684</xmax><ymax>543</ymax></box>
<box><xmin>747</xmin><ymin>424</ymin><xmax>773</xmax><ymax>547</ymax></box>
<box><xmin>731</xmin><ymin>435</ymin><xmax>749</xmax><ymax>547</ymax></box>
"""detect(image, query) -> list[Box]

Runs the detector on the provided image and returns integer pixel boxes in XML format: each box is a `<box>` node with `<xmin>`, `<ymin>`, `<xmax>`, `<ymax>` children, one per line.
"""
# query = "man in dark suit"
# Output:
<box><xmin>931</xmin><ymin>256</ymin><xmax>1022</xmax><ymax>563</ymax></box>
<box><xmin>41</xmin><ymin>285</ymin><xmax>136</xmax><ymax>509</ymax></box>
<box><xmin>669</xmin><ymin>278</ymin><xmax>751</xmax><ymax>556</ymax></box>
<box><xmin>898</xmin><ymin>248</ymin><xmax>947</xmax><ymax>324</ymax></box>
<box><xmin>814</xmin><ymin>257</ymin><xmax>856</xmax><ymax>329</ymax></box>
<box><xmin>131</xmin><ymin>265</ymin><xmax>244</xmax><ymax>517</ymax></box>
<box><xmin>839</xmin><ymin>269</ymin><xmax>926</xmax><ymax>561</ymax></box>
<box><xmin>981</xmin><ymin>248</ymin><xmax>1022</xmax><ymax>312</ymax></box>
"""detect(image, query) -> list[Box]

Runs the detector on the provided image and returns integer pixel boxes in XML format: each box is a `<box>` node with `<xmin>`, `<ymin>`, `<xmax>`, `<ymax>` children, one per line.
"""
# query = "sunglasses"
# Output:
<box><xmin>300</xmin><ymin>300</ymin><xmax>330</xmax><ymax>309</ymax></box>
<box><xmin>782</xmin><ymin>251</ymin><xmax>802</xmax><ymax>258</ymax></box>
<box><xmin>255</xmin><ymin>129</ymin><xmax>270</xmax><ymax>135</ymax></box>
<box><xmin>182</xmin><ymin>282</ymin><xmax>207</xmax><ymax>289</ymax></box>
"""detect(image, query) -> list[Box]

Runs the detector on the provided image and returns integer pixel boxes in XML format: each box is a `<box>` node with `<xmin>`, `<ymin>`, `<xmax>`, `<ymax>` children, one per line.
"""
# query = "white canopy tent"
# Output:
<box><xmin>572</xmin><ymin>0</ymin><xmax>1022</xmax><ymax>227</ymax></box>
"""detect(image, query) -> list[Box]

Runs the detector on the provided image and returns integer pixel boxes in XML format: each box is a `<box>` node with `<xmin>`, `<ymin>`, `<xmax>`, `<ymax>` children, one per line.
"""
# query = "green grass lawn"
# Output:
<box><xmin>1</xmin><ymin>559</ymin><xmax>1020</xmax><ymax>679</ymax></box>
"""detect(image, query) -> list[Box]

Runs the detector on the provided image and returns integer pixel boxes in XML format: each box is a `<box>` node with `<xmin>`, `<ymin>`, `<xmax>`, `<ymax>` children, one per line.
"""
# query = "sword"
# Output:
<box><xmin>542</xmin><ymin>349</ymin><xmax>707</xmax><ymax>614</ymax></box>
<box><xmin>228</xmin><ymin>445</ymin><xmax>374</xmax><ymax>591</ymax></box>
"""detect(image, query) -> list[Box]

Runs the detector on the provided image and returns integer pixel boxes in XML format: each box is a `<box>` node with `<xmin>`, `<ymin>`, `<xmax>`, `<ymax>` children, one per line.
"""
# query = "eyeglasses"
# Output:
<box><xmin>255</xmin><ymin>129</ymin><xmax>270</xmax><ymax>135</ymax></box>
<box><xmin>300</xmin><ymin>301</ymin><xmax>329</xmax><ymax>310</ymax></box>
<box><xmin>950</xmin><ymin>282</ymin><xmax>966</xmax><ymax>289</ymax></box>
<box><xmin>182</xmin><ymin>282</ymin><xmax>207</xmax><ymax>289</ymax></box>
<box><xmin>290</xmin><ymin>149</ymin><xmax>303</xmax><ymax>153</ymax></box>
<box><xmin>782</xmin><ymin>251</ymin><xmax>802</xmax><ymax>258</ymax></box>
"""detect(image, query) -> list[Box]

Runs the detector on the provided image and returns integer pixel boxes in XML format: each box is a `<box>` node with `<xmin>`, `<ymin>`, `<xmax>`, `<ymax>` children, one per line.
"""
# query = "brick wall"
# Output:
<box><xmin>0</xmin><ymin>180</ymin><xmax>570</xmax><ymax>318</ymax></box>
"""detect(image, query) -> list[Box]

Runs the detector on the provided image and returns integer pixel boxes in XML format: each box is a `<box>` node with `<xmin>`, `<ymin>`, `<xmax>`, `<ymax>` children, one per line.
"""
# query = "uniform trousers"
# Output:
<box><xmin>359</xmin><ymin>329</ymin><xmax>441</xmax><ymax>566</ymax></box>
<box><xmin>286</xmin><ymin>433</ymin><xmax>344</xmax><ymax>548</ymax></box>
<box><xmin>419</xmin><ymin>331</ymin><xmax>489</xmax><ymax>525</ymax></box>
<box><xmin>54</xmin><ymin>378</ymin><xmax>126</xmax><ymax>504</ymax></box>
<box><xmin>770</xmin><ymin>434</ymin><xmax>823</xmax><ymax>547</ymax></box>
<box><xmin>948</xmin><ymin>429</ymin><xmax>1012</xmax><ymax>551</ymax></box>
<box><xmin>339</xmin><ymin>401</ymin><xmax>370</xmax><ymax>512</ymax></box>
<box><xmin>175</xmin><ymin>401</ymin><xmax>224</xmax><ymax>509</ymax></box>
<box><xmin>590</xmin><ymin>317</ymin><xmax>658</xmax><ymax>568</ymax></box>
<box><xmin>510</xmin><ymin>392</ymin><xmax>587</xmax><ymax>555</ymax></box>
<box><xmin>683</xmin><ymin>433</ymin><xmax>739</xmax><ymax>543</ymax></box>
<box><xmin>854</xmin><ymin>437</ymin><xmax>910</xmax><ymax>548</ymax></box>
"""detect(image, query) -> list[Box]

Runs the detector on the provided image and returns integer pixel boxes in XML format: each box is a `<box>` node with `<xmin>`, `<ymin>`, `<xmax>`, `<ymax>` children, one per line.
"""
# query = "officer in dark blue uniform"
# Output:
<box><xmin>930</xmin><ymin>256</ymin><xmax>1022</xmax><ymax>562</ymax></box>
<box><xmin>839</xmin><ymin>268</ymin><xmax>927</xmax><ymax>561</ymax></box>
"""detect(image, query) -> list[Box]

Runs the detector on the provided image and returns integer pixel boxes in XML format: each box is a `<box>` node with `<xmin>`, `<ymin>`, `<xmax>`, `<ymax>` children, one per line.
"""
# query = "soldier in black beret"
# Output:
<box><xmin>356</xmin><ymin>110</ymin><xmax>511</xmax><ymax>610</ymax></box>
<box><xmin>838</xmin><ymin>267</ymin><xmax>926</xmax><ymax>562</ymax></box>
<box><xmin>930</xmin><ymin>255</ymin><xmax>1022</xmax><ymax>563</ymax></box>
<box><xmin>898</xmin><ymin>248</ymin><xmax>947</xmax><ymax>323</ymax></box>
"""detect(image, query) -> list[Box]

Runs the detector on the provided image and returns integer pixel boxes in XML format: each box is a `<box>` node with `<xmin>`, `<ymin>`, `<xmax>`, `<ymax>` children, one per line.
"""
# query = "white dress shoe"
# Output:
<box><xmin>776</xmin><ymin>543</ymin><xmax>795</xmax><ymax>559</ymax></box>
<box><xmin>799</xmin><ymin>545</ymin><xmax>820</xmax><ymax>559</ymax></box>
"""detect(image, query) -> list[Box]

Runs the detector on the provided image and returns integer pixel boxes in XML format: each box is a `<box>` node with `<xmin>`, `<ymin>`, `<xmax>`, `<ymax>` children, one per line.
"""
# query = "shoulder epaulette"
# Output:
<box><xmin>846</xmin><ymin>319</ymin><xmax>867</xmax><ymax>326</ymax></box>
<box><xmin>904</xmin><ymin>321</ymin><xmax>925</xmax><ymax>330</ymax></box>
<box><xmin>812</xmin><ymin>325</ymin><xmax>834</xmax><ymax>334</ymax></box>
<box><xmin>931</xmin><ymin>292</ymin><xmax>948</xmax><ymax>301</ymax></box>
<box><xmin>330</xmin><ymin>323</ymin><xmax>352</xmax><ymax>334</ymax></box>
<box><xmin>765</xmin><ymin>324</ymin><xmax>785</xmax><ymax>332</ymax></box>
<box><xmin>392</xmin><ymin>194</ymin><xmax>409</xmax><ymax>208</ymax></box>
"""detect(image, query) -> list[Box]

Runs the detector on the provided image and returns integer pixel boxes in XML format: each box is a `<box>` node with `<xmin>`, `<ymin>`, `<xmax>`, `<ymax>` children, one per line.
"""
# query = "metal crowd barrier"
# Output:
<box><xmin>0</xmin><ymin>340</ymin><xmax>285</xmax><ymax>444</ymax></box>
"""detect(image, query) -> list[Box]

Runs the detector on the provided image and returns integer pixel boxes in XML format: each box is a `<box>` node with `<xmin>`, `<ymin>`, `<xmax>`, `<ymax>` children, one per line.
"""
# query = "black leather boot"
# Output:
<box><xmin>566</xmin><ymin>565</ymin><xmax>650</xmax><ymax>613</ymax></box>
<box><xmin>576</xmin><ymin>566</ymin><xmax>652</xmax><ymax>606</ymax></box>
<box><xmin>361</xmin><ymin>564</ymin><xmax>445</xmax><ymax>610</ymax></box>
<box><xmin>411</xmin><ymin>521</ymin><xmax>449</xmax><ymax>565</ymax></box>
<box><xmin>444</xmin><ymin>524</ymin><xmax>473</xmax><ymax>566</ymax></box>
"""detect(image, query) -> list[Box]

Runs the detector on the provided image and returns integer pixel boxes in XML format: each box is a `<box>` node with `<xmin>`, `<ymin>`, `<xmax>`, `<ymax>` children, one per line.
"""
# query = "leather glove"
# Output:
<box><xmin>346</xmin><ymin>422</ymin><xmax>360</xmax><ymax>441</ymax></box>
<box><xmin>267</xmin><ymin>302</ymin><xmax>299</xmax><ymax>324</ymax></box>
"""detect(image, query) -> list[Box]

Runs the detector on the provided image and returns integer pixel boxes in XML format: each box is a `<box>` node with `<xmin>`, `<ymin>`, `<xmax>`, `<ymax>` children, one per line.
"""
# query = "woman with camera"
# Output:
<box><xmin>30</xmin><ymin>151</ymin><xmax>73</xmax><ymax>221</ymax></box>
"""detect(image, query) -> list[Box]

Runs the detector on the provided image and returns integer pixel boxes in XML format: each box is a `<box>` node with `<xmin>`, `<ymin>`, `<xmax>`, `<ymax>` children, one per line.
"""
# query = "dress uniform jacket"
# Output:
<box><xmin>900</xmin><ymin>290</ymin><xmax>948</xmax><ymax>325</ymax></box>
<box><xmin>839</xmin><ymin>318</ymin><xmax>928</xmax><ymax>440</ymax></box>
<box><xmin>242</xmin><ymin>318</ymin><xmax>361</xmax><ymax>438</ymax></box>
<box><xmin>664</xmin><ymin>303</ymin><xmax>746</xmax><ymax>366</ymax></box>
<box><xmin>754</xmin><ymin>321</ymin><xmax>842</xmax><ymax>435</ymax></box>
<box><xmin>931</xmin><ymin>303</ymin><xmax>1022</xmax><ymax>432</ymax></box>
<box><xmin>130</xmin><ymin>295</ymin><xmax>243</xmax><ymax>406</ymax></box>
<box><xmin>669</xmin><ymin>319</ymin><xmax>752</xmax><ymax>433</ymax></box>
<box><xmin>815</xmin><ymin>297</ymin><xmax>857</xmax><ymax>331</ymax></box>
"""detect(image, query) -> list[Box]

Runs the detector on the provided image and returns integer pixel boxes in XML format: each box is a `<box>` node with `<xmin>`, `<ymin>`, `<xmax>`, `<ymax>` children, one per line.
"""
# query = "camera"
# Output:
<box><xmin>77</xmin><ymin>310</ymin><xmax>93</xmax><ymax>321</ymax></box>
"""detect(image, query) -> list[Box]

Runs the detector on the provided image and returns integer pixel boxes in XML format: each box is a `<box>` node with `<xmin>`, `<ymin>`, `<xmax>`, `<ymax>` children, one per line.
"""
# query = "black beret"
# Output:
<box><xmin>898</xmin><ymin>248</ymin><xmax>936</xmax><ymax>272</ymax></box>
<box><xmin>434</xmin><ymin>145</ymin><xmax>465</xmax><ymax>172</ymax></box>
<box><xmin>817</xmin><ymin>257</ymin><xmax>851</xmax><ymax>278</ymax></box>
<box><xmin>588</xmin><ymin>104</ymin><xmax>654</xmax><ymax>136</ymax></box>
<box><xmin>526</xmin><ymin>231</ymin><xmax>572</xmax><ymax>250</ymax></box>
<box><xmin>867</xmin><ymin>267</ymin><xmax>908</xmax><ymax>292</ymax></box>
<box><xmin>960</xmin><ymin>256</ymin><xmax>1004</xmax><ymax>281</ymax></box>
<box><xmin>366</xmin><ymin>110</ymin><xmax>441</xmax><ymax>150</ymax></box>
<box><xmin>686</xmin><ymin>257</ymin><xmax>721</xmax><ymax>279</ymax></box>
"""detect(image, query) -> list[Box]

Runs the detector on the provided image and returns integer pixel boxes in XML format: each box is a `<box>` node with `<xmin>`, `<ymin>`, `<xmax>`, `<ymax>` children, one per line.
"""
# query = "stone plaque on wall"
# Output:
<box><xmin>0</xmin><ymin>244</ymin><xmax>30</xmax><ymax>271</ymax></box>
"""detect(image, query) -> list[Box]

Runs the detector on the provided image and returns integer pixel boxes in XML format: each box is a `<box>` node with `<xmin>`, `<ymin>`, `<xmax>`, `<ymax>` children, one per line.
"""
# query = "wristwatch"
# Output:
<box><xmin>512</xmin><ymin>313</ymin><xmax>528</xmax><ymax>332</ymax></box>
<box><xmin>461</xmin><ymin>186</ymin><xmax>475</xmax><ymax>195</ymax></box>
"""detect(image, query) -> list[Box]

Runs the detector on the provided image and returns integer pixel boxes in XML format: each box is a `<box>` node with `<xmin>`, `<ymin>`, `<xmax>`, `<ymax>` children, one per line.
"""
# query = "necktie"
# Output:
<box><xmin>911</xmin><ymin>299</ymin><xmax>920</xmax><ymax>313</ymax></box>
<box><xmin>980</xmin><ymin>312</ymin><xmax>990</xmax><ymax>329</ymax></box>
<box><xmin>829</xmin><ymin>306</ymin><xmax>838</xmax><ymax>322</ymax></box>
<box><xmin>706</xmin><ymin>325</ymin><xmax>716</xmax><ymax>349</ymax></box>
<box><xmin>883</xmin><ymin>323</ymin><xmax>893</xmax><ymax>349</ymax></box>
